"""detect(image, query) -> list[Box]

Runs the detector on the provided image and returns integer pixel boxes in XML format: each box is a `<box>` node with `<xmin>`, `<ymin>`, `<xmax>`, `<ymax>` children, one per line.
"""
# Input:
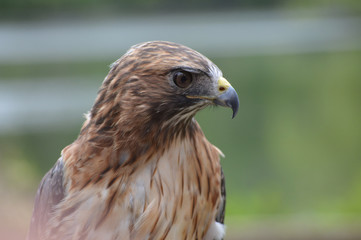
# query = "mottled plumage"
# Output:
<box><xmin>28</xmin><ymin>41</ymin><xmax>239</xmax><ymax>240</ymax></box>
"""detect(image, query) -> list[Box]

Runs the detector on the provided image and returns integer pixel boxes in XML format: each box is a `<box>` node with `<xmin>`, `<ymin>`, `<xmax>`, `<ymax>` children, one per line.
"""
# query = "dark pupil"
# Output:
<box><xmin>180</xmin><ymin>75</ymin><xmax>187</xmax><ymax>83</ymax></box>
<box><xmin>175</xmin><ymin>71</ymin><xmax>191</xmax><ymax>88</ymax></box>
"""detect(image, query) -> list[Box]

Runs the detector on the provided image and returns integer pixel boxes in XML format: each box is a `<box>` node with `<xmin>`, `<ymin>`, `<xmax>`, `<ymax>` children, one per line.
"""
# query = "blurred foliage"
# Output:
<box><xmin>0</xmin><ymin>61</ymin><xmax>108</xmax><ymax>82</ymax></box>
<box><xmin>201</xmin><ymin>51</ymin><xmax>361</xmax><ymax>218</ymax></box>
<box><xmin>0</xmin><ymin>0</ymin><xmax>360</xmax><ymax>19</ymax></box>
<box><xmin>1</xmin><ymin>50</ymin><xmax>360</xmax><ymax>222</ymax></box>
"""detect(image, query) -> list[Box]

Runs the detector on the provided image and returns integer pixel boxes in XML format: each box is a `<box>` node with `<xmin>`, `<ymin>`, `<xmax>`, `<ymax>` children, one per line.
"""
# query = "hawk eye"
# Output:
<box><xmin>173</xmin><ymin>71</ymin><xmax>192</xmax><ymax>88</ymax></box>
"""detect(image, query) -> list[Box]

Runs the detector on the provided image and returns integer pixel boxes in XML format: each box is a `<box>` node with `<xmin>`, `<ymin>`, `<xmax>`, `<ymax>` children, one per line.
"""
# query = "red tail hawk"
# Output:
<box><xmin>28</xmin><ymin>41</ymin><xmax>239</xmax><ymax>240</ymax></box>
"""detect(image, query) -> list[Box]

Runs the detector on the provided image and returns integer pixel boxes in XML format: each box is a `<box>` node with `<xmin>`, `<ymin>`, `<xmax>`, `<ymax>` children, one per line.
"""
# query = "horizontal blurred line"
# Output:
<box><xmin>0</xmin><ymin>79</ymin><xmax>98</xmax><ymax>134</ymax></box>
<box><xmin>0</xmin><ymin>11</ymin><xmax>360</xmax><ymax>64</ymax></box>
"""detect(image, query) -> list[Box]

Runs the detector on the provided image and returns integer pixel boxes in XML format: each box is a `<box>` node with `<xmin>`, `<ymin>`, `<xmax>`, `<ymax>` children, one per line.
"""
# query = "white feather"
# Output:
<box><xmin>204</xmin><ymin>221</ymin><xmax>226</xmax><ymax>240</ymax></box>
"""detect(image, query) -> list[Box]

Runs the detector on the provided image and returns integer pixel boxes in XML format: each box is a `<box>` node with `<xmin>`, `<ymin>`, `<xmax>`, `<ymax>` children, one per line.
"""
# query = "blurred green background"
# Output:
<box><xmin>0</xmin><ymin>0</ymin><xmax>361</xmax><ymax>239</ymax></box>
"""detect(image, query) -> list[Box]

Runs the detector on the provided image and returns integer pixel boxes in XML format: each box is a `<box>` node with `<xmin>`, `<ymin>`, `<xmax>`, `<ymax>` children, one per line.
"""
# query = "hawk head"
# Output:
<box><xmin>85</xmin><ymin>41</ymin><xmax>238</xmax><ymax>149</ymax></box>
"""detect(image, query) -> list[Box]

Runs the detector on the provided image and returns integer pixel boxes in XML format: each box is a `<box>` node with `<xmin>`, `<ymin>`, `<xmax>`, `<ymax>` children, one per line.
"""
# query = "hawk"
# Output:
<box><xmin>27</xmin><ymin>41</ymin><xmax>239</xmax><ymax>240</ymax></box>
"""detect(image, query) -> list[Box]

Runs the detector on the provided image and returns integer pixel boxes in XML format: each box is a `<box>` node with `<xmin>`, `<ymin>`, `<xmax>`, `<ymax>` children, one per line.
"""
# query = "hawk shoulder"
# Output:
<box><xmin>27</xmin><ymin>158</ymin><xmax>65</xmax><ymax>240</ymax></box>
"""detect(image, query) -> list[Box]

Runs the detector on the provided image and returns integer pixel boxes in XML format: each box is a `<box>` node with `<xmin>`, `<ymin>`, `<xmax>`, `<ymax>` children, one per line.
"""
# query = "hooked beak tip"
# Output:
<box><xmin>214</xmin><ymin>85</ymin><xmax>239</xmax><ymax>119</ymax></box>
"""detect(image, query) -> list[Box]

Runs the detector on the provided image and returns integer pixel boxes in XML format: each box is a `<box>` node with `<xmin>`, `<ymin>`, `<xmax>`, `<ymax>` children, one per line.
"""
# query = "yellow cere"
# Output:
<box><xmin>218</xmin><ymin>77</ymin><xmax>231</xmax><ymax>93</ymax></box>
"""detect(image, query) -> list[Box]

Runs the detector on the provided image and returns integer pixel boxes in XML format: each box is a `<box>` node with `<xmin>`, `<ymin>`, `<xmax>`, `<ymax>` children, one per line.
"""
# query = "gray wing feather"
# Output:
<box><xmin>27</xmin><ymin>158</ymin><xmax>65</xmax><ymax>240</ymax></box>
<box><xmin>215</xmin><ymin>167</ymin><xmax>226</xmax><ymax>224</ymax></box>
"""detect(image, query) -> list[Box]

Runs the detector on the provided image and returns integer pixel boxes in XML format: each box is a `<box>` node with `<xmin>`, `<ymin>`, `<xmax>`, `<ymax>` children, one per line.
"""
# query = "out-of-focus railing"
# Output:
<box><xmin>0</xmin><ymin>11</ymin><xmax>360</xmax><ymax>63</ymax></box>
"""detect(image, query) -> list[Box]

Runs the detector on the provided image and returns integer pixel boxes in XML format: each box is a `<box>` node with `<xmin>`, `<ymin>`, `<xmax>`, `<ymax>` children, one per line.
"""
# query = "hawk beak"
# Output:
<box><xmin>214</xmin><ymin>77</ymin><xmax>239</xmax><ymax>118</ymax></box>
